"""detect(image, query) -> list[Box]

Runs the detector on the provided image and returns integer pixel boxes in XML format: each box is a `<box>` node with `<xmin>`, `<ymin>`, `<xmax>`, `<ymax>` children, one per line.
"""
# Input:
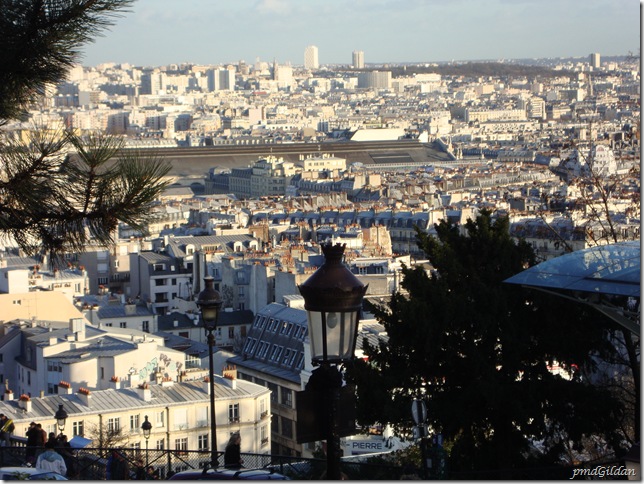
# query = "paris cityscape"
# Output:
<box><xmin>0</xmin><ymin>0</ymin><xmax>639</xmax><ymax>480</ymax></box>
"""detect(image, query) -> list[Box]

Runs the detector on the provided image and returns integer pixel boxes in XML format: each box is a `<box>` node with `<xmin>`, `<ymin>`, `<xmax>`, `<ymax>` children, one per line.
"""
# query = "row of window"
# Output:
<box><xmin>243</xmin><ymin>340</ymin><xmax>305</xmax><ymax>370</ymax></box>
<box><xmin>238</xmin><ymin>373</ymin><xmax>294</xmax><ymax>410</ymax></box>
<box><xmin>253</xmin><ymin>316</ymin><xmax>307</xmax><ymax>340</ymax></box>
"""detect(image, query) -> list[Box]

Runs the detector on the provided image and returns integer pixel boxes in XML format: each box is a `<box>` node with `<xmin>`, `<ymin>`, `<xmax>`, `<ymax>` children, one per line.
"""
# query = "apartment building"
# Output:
<box><xmin>228</xmin><ymin>302</ymin><xmax>309</xmax><ymax>458</ymax></box>
<box><xmin>304</xmin><ymin>46</ymin><xmax>319</xmax><ymax>70</ymax></box>
<box><xmin>6</xmin><ymin>317</ymin><xmax>186</xmax><ymax>397</ymax></box>
<box><xmin>352</xmin><ymin>50</ymin><xmax>364</xmax><ymax>69</ymax></box>
<box><xmin>1</xmin><ymin>377</ymin><xmax>271</xmax><ymax>476</ymax></box>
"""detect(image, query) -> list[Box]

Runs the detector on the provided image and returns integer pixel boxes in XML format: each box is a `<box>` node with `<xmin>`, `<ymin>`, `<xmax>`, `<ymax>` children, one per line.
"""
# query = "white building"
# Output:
<box><xmin>304</xmin><ymin>46</ymin><xmax>319</xmax><ymax>70</ymax></box>
<box><xmin>352</xmin><ymin>50</ymin><xmax>364</xmax><ymax>69</ymax></box>
<box><xmin>1</xmin><ymin>376</ymin><xmax>271</xmax><ymax>477</ymax></box>
<box><xmin>7</xmin><ymin>317</ymin><xmax>186</xmax><ymax>397</ymax></box>
<box><xmin>357</xmin><ymin>71</ymin><xmax>391</xmax><ymax>89</ymax></box>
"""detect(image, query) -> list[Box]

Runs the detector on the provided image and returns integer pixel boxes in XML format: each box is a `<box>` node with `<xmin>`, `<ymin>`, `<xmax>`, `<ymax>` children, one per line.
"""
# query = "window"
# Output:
<box><xmin>142</xmin><ymin>321</ymin><xmax>150</xmax><ymax>333</ymax></box>
<box><xmin>228</xmin><ymin>404</ymin><xmax>239</xmax><ymax>423</ymax></box>
<box><xmin>100</xmin><ymin>367</ymin><xmax>104</xmax><ymax>380</ymax></box>
<box><xmin>271</xmin><ymin>415</ymin><xmax>279</xmax><ymax>433</ymax></box>
<box><xmin>228</xmin><ymin>327</ymin><xmax>235</xmax><ymax>339</ymax></box>
<box><xmin>241</xmin><ymin>326</ymin><xmax>247</xmax><ymax>337</ymax></box>
<box><xmin>173</xmin><ymin>409</ymin><xmax>188</xmax><ymax>430</ymax></box>
<box><xmin>238</xmin><ymin>287</ymin><xmax>245</xmax><ymax>297</ymax></box>
<box><xmin>196</xmin><ymin>407</ymin><xmax>208</xmax><ymax>428</ymax></box>
<box><xmin>198</xmin><ymin>434</ymin><xmax>208</xmax><ymax>451</ymax></box>
<box><xmin>281</xmin><ymin>387</ymin><xmax>292</xmax><ymax>408</ymax></box>
<box><xmin>98</xmin><ymin>277</ymin><xmax>108</xmax><ymax>285</ymax></box>
<box><xmin>281</xmin><ymin>417</ymin><xmax>293</xmax><ymax>439</ymax></box>
<box><xmin>260</xmin><ymin>343</ymin><xmax>269</xmax><ymax>358</ymax></box>
<box><xmin>282</xmin><ymin>349</ymin><xmax>291</xmax><ymax>365</ymax></box>
<box><xmin>175</xmin><ymin>438</ymin><xmax>188</xmax><ymax>455</ymax></box>
<box><xmin>244</xmin><ymin>339</ymin><xmax>256</xmax><ymax>354</ymax></box>
<box><xmin>72</xmin><ymin>421</ymin><xmax>84</xmax><ymax>437</ymax></box>
<box><xmin>296</xmin><ymin>352</ymin><xmax>305</xmax><ymax>370</ymax></box>
<box><xmin>268</xmin><ymin>383</ymin><xmax>278</xmax><ymax>404</ymax></box>
<box><xmin>271</xmin><ymin>346</ymin><xmax>283</xmax><ymax>362</ymax></box>
<box><xmin>261</xmin><ymin>426</ymin><xmax>268</xmax><ymax>446</ymax></box>
<box><xmin>156</xmin><ymin>439</ymin><xmax>165</xmax><ymax>450</ymax></box>
<box><xmin>108</xmin><ymin>417</ymin><xmax>120</xmax><ymax>432</ymax></box>
<box><xmin>119</xmin><ymin>322</ymin><xmax>127</xmax><ymax>329</ymax></box>
<box><xmin>156</xmin><ymin>411</ymin><xmax>165</xmax><ymax>428</ymax></box>
<box><xmin>130</xmin><ymin>414</ymin><xmax>140</xmax><ymax>431</ymax></box>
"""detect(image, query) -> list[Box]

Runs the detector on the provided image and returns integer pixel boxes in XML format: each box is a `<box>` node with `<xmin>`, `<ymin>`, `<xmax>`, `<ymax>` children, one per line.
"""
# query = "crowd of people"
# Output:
<box><xmin>24</xmin><ymin>422</ymin><xmax>78</xmax><ymax>478</ymax></box>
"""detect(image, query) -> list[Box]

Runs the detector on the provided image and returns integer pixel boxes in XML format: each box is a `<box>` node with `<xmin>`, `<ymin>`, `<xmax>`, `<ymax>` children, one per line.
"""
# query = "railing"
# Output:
<box><xmin>0</xmin><ymin>439</ymin><xmax>405</xmax><ymax>480</ymax></box>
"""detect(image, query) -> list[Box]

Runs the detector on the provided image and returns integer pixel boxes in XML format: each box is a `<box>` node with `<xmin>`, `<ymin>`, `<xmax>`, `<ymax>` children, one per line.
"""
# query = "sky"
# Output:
<box><xmin>79</xmin><ymin>0</ymin><xmax>641</xmax><ymax>68</ymax></box>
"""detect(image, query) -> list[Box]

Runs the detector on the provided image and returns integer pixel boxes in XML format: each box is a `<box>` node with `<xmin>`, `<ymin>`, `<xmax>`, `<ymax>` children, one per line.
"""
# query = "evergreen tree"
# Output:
<box><xmin>0</xmin><ymin>0</ymin><xmax>170</xmax><ymax>265</ymax></box>
<box><xmin>347</xmin><ymin>211</ymin><xmax>628</xmax><ymax>478</ymax></box>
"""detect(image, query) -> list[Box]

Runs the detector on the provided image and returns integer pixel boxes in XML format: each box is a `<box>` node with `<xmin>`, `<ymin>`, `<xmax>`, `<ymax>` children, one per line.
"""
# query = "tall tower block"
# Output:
<box><xmin>304</xmin><ymin>45</ymin><xmax>319</xmax><ymax>69</ymax></box>
<box><xmin>352</xmin><ymin>50</ymin><xmax>365</xmax><ymax>69</ymax></box>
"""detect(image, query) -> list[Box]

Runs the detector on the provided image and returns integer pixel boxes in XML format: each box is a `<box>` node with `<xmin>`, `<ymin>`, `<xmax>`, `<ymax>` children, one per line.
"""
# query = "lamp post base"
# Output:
<box><xmin>306</xmin><ymin>365</ymin><xmax>343</xmax><ymax>480</ymax></box>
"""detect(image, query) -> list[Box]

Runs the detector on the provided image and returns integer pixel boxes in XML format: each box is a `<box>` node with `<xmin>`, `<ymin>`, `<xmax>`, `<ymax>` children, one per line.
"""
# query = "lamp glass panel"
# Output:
<box><xmin>325</xmin><ymin>310</ymin><xmax>357</xmax><ymax>361</ymax></box>
<box><xmin>306</xmin><ymin>310</ymin><xmax>325</xmax><ymax>361</ymax></box>
<box><xmin>201</xmin><ymin>307</ymin><xmax>219</xmax><ymax>328</ymax></box>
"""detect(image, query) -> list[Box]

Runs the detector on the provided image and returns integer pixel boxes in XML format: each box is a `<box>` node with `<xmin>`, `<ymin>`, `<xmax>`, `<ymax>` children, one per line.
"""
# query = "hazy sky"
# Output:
<box><xmin>79</xmin><ymin>0</ymin><xmax>640</xmax><ymax>67</ymax></box>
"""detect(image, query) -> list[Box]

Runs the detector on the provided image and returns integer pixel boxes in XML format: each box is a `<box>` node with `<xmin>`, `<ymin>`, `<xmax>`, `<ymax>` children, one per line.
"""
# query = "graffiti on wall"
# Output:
<box><xmin>131</xmin><ymin>354</ymin><xmax>183</xmax><ymax>381</ymax></box>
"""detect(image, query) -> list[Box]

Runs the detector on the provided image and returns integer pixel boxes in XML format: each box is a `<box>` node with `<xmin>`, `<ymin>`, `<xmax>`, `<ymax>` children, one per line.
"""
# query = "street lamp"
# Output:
<box><xmin>298</xmin><ymin>243</ymin><xmax>367</xmax><ymax>480</ymax></box>
<box><xmin>196</xmin><ymin>276</ymin><xmax>223</xmax><ymax>469</ymax></box>
<box><xmin>54</xmin><ymin>404</ymin><xmax>68</xmax><ymax>434</ymax></box>
<box><xmin>141</xmin><ymin>415</ymin><xmax>152</xmax><ymax>467</ymax></box>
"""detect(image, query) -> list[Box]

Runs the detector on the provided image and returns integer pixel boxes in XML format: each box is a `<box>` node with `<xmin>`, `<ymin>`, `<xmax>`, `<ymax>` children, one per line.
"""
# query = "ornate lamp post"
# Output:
<box><xmin>298</xmin><ymin>243</ymin><xmax>367</xmax><ymax>480</ymax></box>
<box><xmin>141</xmin><ymin>415</ymin><xmax>152</xmax><ymax>467</ymax></box>
<box><xmin>54</xmin><ymin>404</ymin><xmax>68</xmax><ymax>434</ymax></box>
<box><xmin>196</xmin><ymin>276</ymin><xmax>223</xmax><ymax>469</ymax></box>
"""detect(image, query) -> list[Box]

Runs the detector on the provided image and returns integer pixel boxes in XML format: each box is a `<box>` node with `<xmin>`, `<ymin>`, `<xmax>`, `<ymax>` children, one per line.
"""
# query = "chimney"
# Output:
<box><xmin>77</xmin><ymin>388</ymin><xmax>91</xmax><ymax>407</ymax></box>
<box><xmin>223</xmin><ymin>365</ymin><xmax>237</xmax><ymax>390</ymax></box>
<box><xmin>136</xmin><ymin>383</ymin><xmax>152</xmax><ymax>402</ymax></box>
<box><xmin>124</xmin><ymin>304</ymin><xmax>136</xmax><ymax>316</ymax></box>
<box><xmin>57</xmin><ymin>381</ymin><xmax>73</xmax><ymax>395</ymax></box>
<box><xmin>128</xmin><ymin>373</ymin><xmax>140</xmax><ymax>388</ymax></box>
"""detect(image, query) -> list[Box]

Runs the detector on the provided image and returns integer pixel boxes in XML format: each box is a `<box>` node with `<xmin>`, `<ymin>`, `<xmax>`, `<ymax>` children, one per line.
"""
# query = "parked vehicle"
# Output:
<box><xmin>0</xmin><ymin>466</ymin><xmax>68</xmax><ymax>480</ymax></box>
<box><xmin>168</xmin><ymin>467</ymin><xmax>290</xmax><ymax>480</ymax></box>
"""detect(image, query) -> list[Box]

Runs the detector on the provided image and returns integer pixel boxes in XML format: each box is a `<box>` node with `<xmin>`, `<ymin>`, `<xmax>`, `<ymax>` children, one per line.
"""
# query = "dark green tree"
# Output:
<box><xmin>0</xmin><ymin>0</ymin><xmax>170</xmax><ymax>265</ymax></box>
<box><xmin>0</xmin><ymin>0</ymin><xmax>135</xmax><ymax>123</ymax></box>
<box><xmin>347</xmin><ymin>211</ymin><xmax>628</xmax><ymax>478</ymax></box>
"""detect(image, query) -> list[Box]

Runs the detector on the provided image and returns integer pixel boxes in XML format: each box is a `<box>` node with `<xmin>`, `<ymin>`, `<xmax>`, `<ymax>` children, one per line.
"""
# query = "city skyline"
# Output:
<box><xmin>79</xmin><ymin>0</ymin><xmax>639</xmax><ymax>68</ymax></box>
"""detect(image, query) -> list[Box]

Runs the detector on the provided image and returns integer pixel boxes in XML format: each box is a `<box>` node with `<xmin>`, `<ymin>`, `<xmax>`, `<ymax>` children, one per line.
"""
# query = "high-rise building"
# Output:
<box><xmin>304</xmin><ymin>45</ymin><xmax>319</xmax><ymax>70</ymax></box>
<box><xmin>357</xmin><ymin>70</ymin><xmax>391</xmax><ymax>89</ymax></box>
<box><xmin>589</xmin><ymin>53</ymin><xmax>601</xmax><ymax>69</ymax></box>
<box><xmin>352</xmin><ymin>50</ymin><xmax>365</xmax><ymax>69</ymax></box>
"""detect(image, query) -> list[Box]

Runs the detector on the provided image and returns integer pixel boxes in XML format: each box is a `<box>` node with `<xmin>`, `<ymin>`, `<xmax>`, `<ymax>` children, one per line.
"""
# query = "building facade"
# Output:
<box><xmin>352</xmin><ymin>50</ymin><xmax>364</xmax><ymax>69</ymax></box>
<box><xmin>304</xmin><ymin>46</ymin><xmax>319</xmax><ymax>70</ymax></box>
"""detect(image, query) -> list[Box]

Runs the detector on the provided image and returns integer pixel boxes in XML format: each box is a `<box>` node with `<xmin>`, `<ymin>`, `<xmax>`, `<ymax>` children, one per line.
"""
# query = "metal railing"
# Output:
<box><xmin>0</xmin><ymin>441</ymin><xmax>405</xmax><ymax>480</ymax></box>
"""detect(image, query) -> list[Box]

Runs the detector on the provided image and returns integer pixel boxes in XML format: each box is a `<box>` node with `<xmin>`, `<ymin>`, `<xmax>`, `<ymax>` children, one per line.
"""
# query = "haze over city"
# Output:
<box><xmin>80</xmin><ymin>0</ymin><xmax>639</xmax><ymax>67</ymax></box>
